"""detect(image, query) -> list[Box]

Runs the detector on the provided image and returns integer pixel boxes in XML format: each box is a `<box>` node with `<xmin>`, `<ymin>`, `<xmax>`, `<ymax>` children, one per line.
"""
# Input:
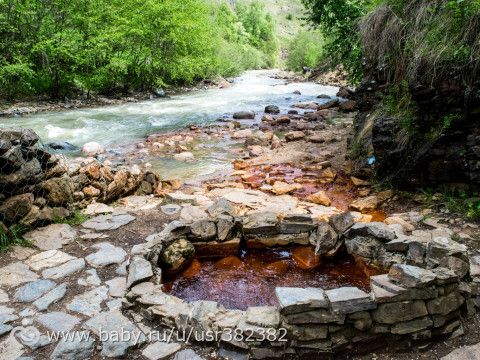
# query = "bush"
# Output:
<box><xmin>286</xmin><ymin>30</ymin><xmax>324</xmax><ymax>72</ymax></box>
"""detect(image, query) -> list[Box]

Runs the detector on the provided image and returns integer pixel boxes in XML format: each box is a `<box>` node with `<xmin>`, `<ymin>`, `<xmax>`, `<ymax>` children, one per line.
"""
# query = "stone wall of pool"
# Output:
<box><xmin>124</xmin><ymin>209</ymin><xmax>480</xmax><ymax>358</ymax></box>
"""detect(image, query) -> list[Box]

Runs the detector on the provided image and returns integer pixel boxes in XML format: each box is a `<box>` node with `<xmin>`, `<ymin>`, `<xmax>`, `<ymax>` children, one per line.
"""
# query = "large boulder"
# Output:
<box><xmin>233</xmin><ymin>111</ymin><xmax>255</xmax><ymax>119</ymax></box>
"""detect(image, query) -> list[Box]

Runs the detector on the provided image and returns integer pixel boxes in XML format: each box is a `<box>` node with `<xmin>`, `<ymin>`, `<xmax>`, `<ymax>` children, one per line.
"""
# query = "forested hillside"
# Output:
<box><xmin>0</xmin><ymin>0</ymin><xmax>277</xmax><ymax>99</ymax></box>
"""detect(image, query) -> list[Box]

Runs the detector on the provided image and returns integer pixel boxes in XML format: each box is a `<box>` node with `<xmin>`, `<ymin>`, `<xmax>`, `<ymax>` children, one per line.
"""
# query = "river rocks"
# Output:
<box><xmin>285</xmin><ymin>131</ymin><xmax>306</xmax><ymax>142</ymax></box>
<box><xmin>127</xmin><ymin>256</ymin><xmax>153</xmax><ymax>288</ymax></box>
<box><xmin>306</xmin><ymin>191</ymin><xmax>331</xmax><ymax>206</ymax></box>
<box><xmin>264</xmin><ymin>105</ymin><xmax>280</xmax><ymax>114</ymax></box>
<box><xmin>159</xmin><ymin>239</ymin><xmax>195</xmax><ymax>272</ymax></box>
<box><xmin>233</xmin><ymin>111</ymin><xmax>255</xmax><ymax>119</ymax></box>
<box><xmin>231</xmin><ymin>129</ymin><xmax>253</xmax><ymax>139</ymax></box>
<box><xmin>84</xmin><ymin>243</ymin><xmax>126</xmax><ymax>268</ymax></box>
<box><xmin>388</xmin><ymin>264</ymin><xmax>436</xmax><ymax>288</ymax></box>
<box><xmin>317</xmin><ymin>99</ymin><xmax>339</xmax><ymax>110</ymax></box>
<box><xmin>81</xmin><ymin>142</ymin><xmax>104</xmax><ymax>156</ymax></box>
<box><xmin>0</xmin><ymin>193</ymin><xmax>33</xmax><ymax>224</ymax></box>
<box><xmin>84</xmin><ymin>310</ymin><xmax>145</xmax><ymax>357</ymax></box>
<box><xmin>24</xmin><ymin>224</ymin><xmax>77</xmax><ymax>250</ymax></box>
<box><xmin>174</xmin><ymin>152</ymin><xmax>195</xmax><ymax>162</ymax></box>
<box><xmin>50</xmin><ymin>331</ymin><xmax>95</xmax><ymax>360</ymax></box>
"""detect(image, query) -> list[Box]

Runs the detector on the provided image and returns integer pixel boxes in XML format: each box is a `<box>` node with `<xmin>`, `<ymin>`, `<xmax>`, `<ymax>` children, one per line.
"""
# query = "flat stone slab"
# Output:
<box><xmin>13</xmin><ymin>279</ymin><xmax>56</xmax><ymax>302</ymax></box>
<box><xmin>442</xmin><ymin>343</ymin><xmax>480</xmax><ymax>360</ymax></box>
<box><xmin>142</xmin><ymin>342</ymin><xmax>182</xmax><ymax>360</ymax></box>
<box><xmin>161</xmin><ymin>204</ymin><xmax>182</xmax><ymax>216</ymax></box>
<box><xmin>37</xmin><ymin>312</ymin><xmax>81</xmax><ymax>332</ymax></box>
<box><xmin>0</xmin><ymin>337</ymin><xmax>24</xmax><ymax>360</ymax></box>
<box><xmin>347</xmin><ymin>222</ymin><xmax>396</xmax><ymax>241</ymax></box>
<box><xmin>106</xmin><ymin>277</ymin><xmax>127</xmax><ymax>298</ymax></box>
<box><xmin>33</xmin><ymin>283</ymin><xmax>67</xmax><ymax>311</ymax></box>
<box><xmin>82</xmin><ymin>212</ymin><xmax>135</xmax><ymax>231</ymax></box>
<box><xmin>0</xmin><ymin>289</ymin><xmax>9</xmax><ymax>303</ymax></box>
<box><xmin>84</xmin><ymin>310</ymin><xmax>145</xmax><ymax>357</ymax></box>
<box><xmin>326</xmin><ymin>287</ymin><xmax>376</xmax><ymax>314</ymax></box>
<box><xmin>25</xmin><ymin>250</ymin><xmax>75</xmax><ymax>271</ymax></box>
<box><xmin>78</xmin><ymin>269</ymin><xmax>101</xmax><ymax>287</ymax></box>
<box><xmin>388</xmin><ymin>264</ymin><xmax>436</xmax><ymax>288</ymax></box>
<box><xmin>246</xmin><ymin>306</ymin><xmax>280</xmax><ymax>328</ymax></box>
<box><xmin>82</xmin><ymin>202</ymin><xmax>114</xmax><ymax>215</ymax></box>
<box><xmin>42</xmin><ymin>258</ymin><xmax>85</xmax><ymax>279</ymax></box>
<box><xmin>50</xmin><ymin>331</ymin><xmax>95</xmax><ymax>360</ymax></box>
<box><xmin>23</xmin><ymin>224</ymin><xmax>77</xmax><ymax>250</ymax></box>
<box><xmin>67</xmin><ymin>286</ymin><xmax>108</xmax><ymax>316</ymax></box>
<box><xmin>275</xmin><ymin>287</ymin><xmax>328</xmax><ymax>314</ymax></box>
<box><xmin>85</xmin><ymin>242</ymin><xmax>127</xmax><ymax>267</ymax></box>
<box><xmin>126</xmin><ymin>256</ymin><xmax>153</xmax><ymax>288</ymax></box>
<box><xmin>117</xmin><ymin>196</ymin><xmax>163</xmax><ymax>211</ymax></box>
<box><xmin>0</xmin><ymin>262</ymin><xmax>39</xmax><ymax>287</ymax></box>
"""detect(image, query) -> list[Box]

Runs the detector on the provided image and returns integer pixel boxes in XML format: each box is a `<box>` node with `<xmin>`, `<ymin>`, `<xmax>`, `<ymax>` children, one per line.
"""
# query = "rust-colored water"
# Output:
<box><xmin>164</xmin><ymin>246</ymin><xmax>381</xmax><ymax>310</ymax></box>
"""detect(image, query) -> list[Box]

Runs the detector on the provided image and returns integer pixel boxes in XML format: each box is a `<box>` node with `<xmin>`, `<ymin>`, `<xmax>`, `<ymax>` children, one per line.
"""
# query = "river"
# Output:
<box><xmin>0</xmin><ymin>70</ymin><xmax>338</xmax><ymax>179</ymax></box>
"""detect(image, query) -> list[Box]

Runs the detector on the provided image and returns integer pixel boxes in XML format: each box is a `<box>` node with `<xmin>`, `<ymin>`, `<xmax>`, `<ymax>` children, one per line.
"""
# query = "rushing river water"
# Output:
<box><xmin>1</xmin><ymin>70</ymin><xmax>338</xmax><ymax>179</ymax></box>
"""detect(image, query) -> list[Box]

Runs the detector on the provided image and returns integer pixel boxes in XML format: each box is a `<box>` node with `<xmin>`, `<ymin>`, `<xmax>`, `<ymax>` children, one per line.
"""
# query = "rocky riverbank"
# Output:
<box><xmin>0</xmin><ymin>81</ymin><xmax>480</xmax><ymax>360</ymax></box>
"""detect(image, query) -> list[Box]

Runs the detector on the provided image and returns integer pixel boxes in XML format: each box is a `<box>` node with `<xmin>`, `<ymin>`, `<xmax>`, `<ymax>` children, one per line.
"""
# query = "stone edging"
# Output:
<box><xmin>124</xmin><ymin>209</ymin><xmax>480</xmax><ymax>358</ymax></box>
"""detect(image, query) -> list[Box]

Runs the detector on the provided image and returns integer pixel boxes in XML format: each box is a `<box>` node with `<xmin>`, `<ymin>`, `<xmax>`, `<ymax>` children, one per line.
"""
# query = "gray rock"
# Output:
<box><xmin>309</xmin><ymin>222</ymin><xmax>339</xmax><ymax>256</ymax></box>
<box><xmin>50</xmin><ymin>331</ymin><xmax>95</xmax><ymax>360</ymax></box>
<box><xmin>85</xmin><ymin>242</ymin><xmax>127</xmax><ymax>267</ymax></box>
<box><xmin>0</xmin><ymin>336</ymin><xmax>25</xmax><ymax>360</ymax></box>
<box><xmin>325</xmin><ymin>287</ymin><xmax>376</xmax><ymax>314</ymax></box>
<box><xmin>14</xmin><ymin>280</ymin><xmax>56</xmax><ymax>303</ymax></box>
<box><xmin>275</xmin><ymin>287</ymin><xmax>328</xmax><ymax>314</ymax></box>
<box><xmin>25</xmin><ymin>250</ymin><xmax>75</xmax><ymax>271</ymax></box>
<box><xmin>233</xmin><ymin>111</ymin><xmax>255</xmax><ymax>119</ymax></box>
<box><xmin>127</xmin><ymin>256</ymin><xmax>153</xmax><ymax>288</ymax></box>
<box><xmin>441</xmin><ymin>343</ymin><xmax>480</xmax><ymax>360</ymax></box>
<box><xmin>33</xmin><ymin>283</ymin><xmax>67</xmax><ymax>311</ymax></box>
<box><xmin>385</xmin><ymin>237</ymin><xmax>410</xmax><ymax>252</ymax></box>
<box><xmin>328</xmin><ymin>212</ymin><xmax>354</xmax><ymax>234</ymax></box>
<box><xmin>246</xmin><ymin>306</ymin><xmax>280</xmax><ymax>328</ymax></box>
<box><xmin>391</xmin><ymin>317</ymin><xmax>433</xmax><ymax>335</ymax></box>
<box><xmin>370</xmin><ymin>274</ymin><xmax>437</xmax><ymax>303</ymax></box>
<box><xmin>265</xmin><ymin>105</ymin><xmax>280</xmax><ymax>114</ymax></box>
<box><xmin>23</xmin><ymin>224</ymin><xmax>77</xmax><ymax>251</ymax></box>
<box><xmin>279</xmin><ymin>214</ymin><xmax>316</xmax><ymax>234</ymax></box>
<box><xmin>105</xmin><ymin>277</ymin><xmax>127</xmax><ymax>298</ymax></box>
<box><xmin>82</xmin><ymin>212</ymin><xmax>135</xmax><ymax>231</ymax></box>
<box><xmin>0</xmin><ymin>262</ymin><xmax>39</xmax><ymax>287</ymax></box>
<box><xmin>346</xmin><ymin>222</ymin><xmax>396</xmax><ymax>241</ymax></box>
<box><xmin>36</xmin><ymin>312</ymin><xmax>81</xmax><ymax>332</ymax></box>
<box><xmin>432</xmin><ymin>267</ymin><xmax>459</xmax><ymax>285</ymax></box>
<box><xmin>284</xmin><ymin>309</ymin><xmax>345</xmax><ymax>325</ymax></box>
<box><xmin>78</xmin><ymin>269</ymin><xmax>102</xmax><ymax>287</ymax></box>
<box><xmin>0</xmin><ymin>289</ymin><xmax>8</xmax><ymax>303</ymax></box>
<box><xmin>190</xmin><ymin>219</ymin><xmax>216</xmax><ymax>241</ymax></box>
<box><xmin>0</xmin><ymin>323</ymin><xmax>12</xmax><ymax>336</ymax></box>
<box><xmin>160</xmin><ymin>204</ymin><xmax>182</xmax><ymax>216</ymax></box>
<box><xmin>42</xmin><ymin>258</ymin><xmax>85</xmax><ymax>279</ymax></box>
<box><xmin>180</xmin><ymin>206</ymin><xmax>208</xmax><ymax>223</ymax></box>
<box><xmin>243</xmin><ymin>212</ymin><xmax>278</xmax><ymax>235</ymax></box>
<box><xmin>345</xmin><ymin>236</ymin><xmax>383</xmax><ymax>262</ymax></box>
<box><xmin>67</xmin><ymin>286</ymin><xmax>108</xmax><ymax>316</ymax></box>
<box><xmin>216</xmin><ymin>215</ymin><xmax>235</xmax><ymax>242</ymax></box>
<box><xmin>14</xmin><ymin>326</ymin><xmax>51</xmax><ymax>350</ymax></box>
<box><xmin>407</xmin><ymin>240</ymin><xmax>426</xmax><ymax>266</ymax></box>
<box><xmin>427</xmin><ymin>292</ymin><xmax>464</xmax><ymax>316</ymax></box>
<box><xmin>372</xmin><ymin>300</ymin><xmax>428</xmax><ymax>324</ymax></box>
<box><xmin>84</xmin><ymin>310</ymin><xmax>145</xmax><ymax>357</ymax></box>
<box><xmin>142</xmin><ymin>342</ymin><xmax>182</xmax><ymax>360</ymax></box>
<box><xmin>388</xmin><ymin>264</ymin><xmax>436</xmax><ymax>288</ymax></box>
<box><xmin>207</xmin><ymin>198</ymin><xmax>235</xmax><ymax>217</ymax></box>
<box><xmin>426</xmin><ymin>237</ymin><xmax>468</xmax><ymax>265</ymax></box>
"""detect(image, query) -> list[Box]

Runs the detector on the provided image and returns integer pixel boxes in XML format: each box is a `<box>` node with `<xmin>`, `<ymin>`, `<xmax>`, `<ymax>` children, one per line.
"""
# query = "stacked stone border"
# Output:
<box><xmin>125</xmin><ymin>208</ymin><xmax>480</xmax><ymax>358</ymax></box>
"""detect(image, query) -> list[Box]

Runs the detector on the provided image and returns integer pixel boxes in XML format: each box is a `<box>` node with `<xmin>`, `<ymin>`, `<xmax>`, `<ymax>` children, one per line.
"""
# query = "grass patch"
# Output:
<box><xmin>0</xmin><ymin>224</ymin><xmax>32</xmax><ymax>252</ymax></box>
<box><xmin>419</xmin><ymin>187</ymin><xmax>480</xmax><ymax>221</ymax></box>
<box><xmin>54</xmin><ymin>209</ymin><xmax>90</xmax><ymax>226</ymax></box>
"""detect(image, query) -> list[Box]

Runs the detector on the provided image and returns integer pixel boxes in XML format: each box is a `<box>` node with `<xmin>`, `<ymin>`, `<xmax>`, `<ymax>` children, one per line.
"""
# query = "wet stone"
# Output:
<box><xmin>275</xmin><ymin>287</ymin><xmax>328</xmax><ymax>315</ymax></box>
<box><xmin>13</xmin><ymin>280</ymin><xmax>56</xmax><ymax>303</ymax></box>
<box><xmin>326</xmin><ymin>287</ymin><xmax>376</xmax><ymax>314</ymax></box>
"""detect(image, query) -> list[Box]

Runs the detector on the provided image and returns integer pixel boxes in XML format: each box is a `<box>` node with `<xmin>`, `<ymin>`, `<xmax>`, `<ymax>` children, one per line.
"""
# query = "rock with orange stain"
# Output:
<box><xmin>264</xmin><ymin>260</ymin><xmax>290</xmax><ymax>276</ymax></box>
<box><xmin>233</xmin><ymin>160</ymin><xmax>249</xmax><ymax>170</ymax></box>
<box><xmin>350</xmin><ymin>177</ymin><xmax>371</xmax><ymax>186</ymax></box>
<box><xmin>292</xmin><ymin>246</ymin><xmax>321</xmax><ymax>270</ymax></box>
<box><xmin>272</xmin><ymin>181</ymin><xmax>302</xmax><ymax>195</ymax></box>
<box><xmin>215</xmin><ymin>256</ymin><xmax>242</xmax><ymax>270</ymax></box>
<box><xmin>182</xmin><ymin>259</ymin><xmax>202</xmax><ymax>279</ymax></box>
<box><xmin>307</xmin><ymin>191</ymin><xmax>332</xmax><ymax>206</ymax></box>
<box><xmin>349</xmin><ymin>195</ymin><xmax>379</xmax><ymax>212</ymax></box>
<box><xmin>319</xmin><ymin>168</ymin><xmax>337</xmax><ymax>182</ymax></box>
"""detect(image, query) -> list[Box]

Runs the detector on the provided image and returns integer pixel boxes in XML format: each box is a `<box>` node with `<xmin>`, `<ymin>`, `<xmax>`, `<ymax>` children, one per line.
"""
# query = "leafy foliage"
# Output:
<box><xmin>286</xmin><ymin>30</ymin><xmax>324</xmax><ymax>71</ymax></box>
<box><xmin>0</xmin><ymin>0</ymin><xmax>277</xmax><ymax>99</ymax></box>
